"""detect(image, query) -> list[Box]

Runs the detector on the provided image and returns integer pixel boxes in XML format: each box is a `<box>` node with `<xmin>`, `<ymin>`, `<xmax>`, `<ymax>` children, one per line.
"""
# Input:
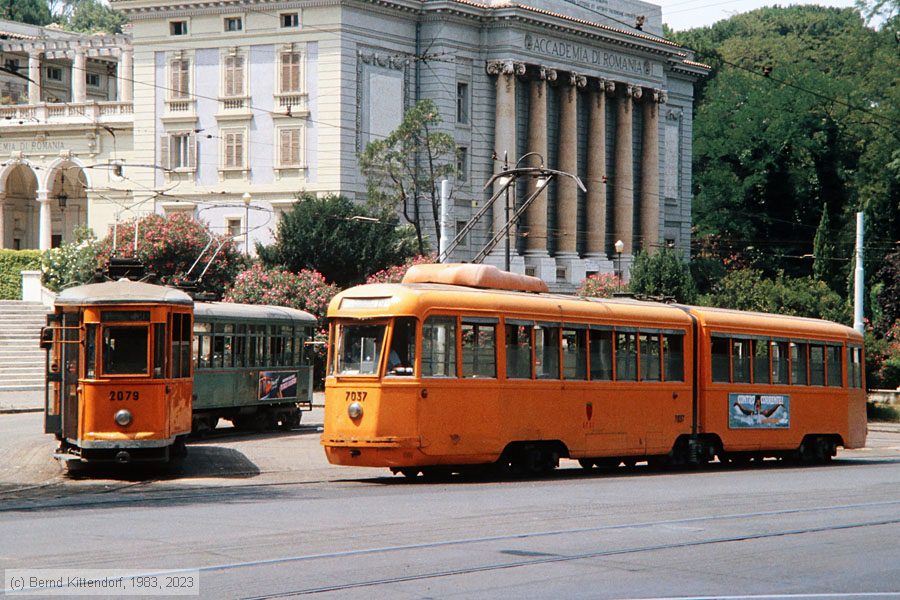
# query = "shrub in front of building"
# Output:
<box><xmin>96</xmin><ymin>213</ymin><xmax>243</xmax><ymax>298</ymax></box>
<box><xmin>41</xmin><ymin>226</ymin><xmax>102</xmax><ymax>292</ymax></box>
<box><xmin>0</xmin><ymin>249</ymin><xmax>42</xmax><ymax>300</ymax></box>
<box><xmin>223</xmin><ymin>263</ymin><xmax>338</xmax><ymax>327</ymax></box>
<box><xmin>576</xmin><ymin>273</ymin><xmax>623</xmax><ymax>299</ymax></box>
<box><xmin>365</xmin><ymin>254</ymin><xmax>437</xmax><ymax>285</ymax></box>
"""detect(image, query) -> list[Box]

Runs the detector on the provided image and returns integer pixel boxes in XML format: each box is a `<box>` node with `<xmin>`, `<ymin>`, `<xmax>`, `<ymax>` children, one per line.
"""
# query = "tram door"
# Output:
<box><xmin>42</xmin><ymin>311</ymin><xmax>81</xmax><ymax>439</ymax></box>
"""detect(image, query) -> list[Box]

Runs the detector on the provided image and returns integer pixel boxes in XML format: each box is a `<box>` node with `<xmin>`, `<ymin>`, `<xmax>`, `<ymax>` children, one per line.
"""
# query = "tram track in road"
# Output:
<box><xmin>9</xmin><ymin>499</ymin><xmax>895</xmax><ymax>596</ymax></box>
<box><xmin>238</xmin><ymin>518</ymin><xmax>900</xmax><ymax>598</ymax></box>
<box><xmin>213</xmin><ymin>509</ymin><xmax>900</xmax><ymax>598</ymax></box>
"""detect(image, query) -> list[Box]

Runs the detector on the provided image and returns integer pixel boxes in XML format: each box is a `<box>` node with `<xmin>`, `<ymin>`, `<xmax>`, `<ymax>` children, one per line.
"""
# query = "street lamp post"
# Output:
<box><xmin>614</xmin><ymin>239</ymin><xmax>624</xmax><ymax>291</ymax></box>
<box><xmin>242</xmin><ymin>192</ymin><xmax>251</xmax><ymax>257</ymax></box>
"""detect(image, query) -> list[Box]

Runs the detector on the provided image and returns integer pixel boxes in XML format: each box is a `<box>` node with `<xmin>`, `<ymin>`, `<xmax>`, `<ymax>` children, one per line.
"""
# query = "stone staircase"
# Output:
<box><xmin>0</xmin><ymin>300</ymin><xmax>50</xmax><ymax>392</ymax></box>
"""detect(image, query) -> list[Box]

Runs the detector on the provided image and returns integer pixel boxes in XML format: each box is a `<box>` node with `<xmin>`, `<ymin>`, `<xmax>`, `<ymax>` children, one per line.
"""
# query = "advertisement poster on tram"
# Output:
<box><xmin>258</xmin><ymin>371</ymin><xmax>298</xmax><ymax>400</ymax></box>
<box><xmin>729</xmin><ymin>394</ymin><xmax>790</xmax><ymax>429</ymax></box>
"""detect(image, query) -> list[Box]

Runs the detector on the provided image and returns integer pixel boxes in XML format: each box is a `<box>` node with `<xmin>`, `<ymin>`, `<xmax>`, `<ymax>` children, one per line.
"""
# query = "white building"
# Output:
<box><xmin>2</xmin><ymin>0</ymin><xmax>708</xmax><ymax>289</ymax></box>
<box><xmin>0</xmin><ymin>19</ymin><xmax>133</xmax><ymax>250</ymax></box>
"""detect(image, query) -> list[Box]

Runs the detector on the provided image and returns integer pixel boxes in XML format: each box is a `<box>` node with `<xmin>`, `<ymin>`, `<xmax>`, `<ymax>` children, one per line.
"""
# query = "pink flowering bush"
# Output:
<box><xmin>576</xmin><ymin>272</ymin><xmax>623</xmax><ymax>298</ymax></box>
<box><xmin>97</xmin><ymin>213</ymin><xmax>242</xmax><ymax>297</ymax></box>
<box><xmin>224</xmin><ymin>263</ymin><xmax>338</xmax><ymax>326</ymax></box>
<box><xmin>365</xmin><ymin>254</ymin><xmax>437</xmax><ymax>284</ymax></box>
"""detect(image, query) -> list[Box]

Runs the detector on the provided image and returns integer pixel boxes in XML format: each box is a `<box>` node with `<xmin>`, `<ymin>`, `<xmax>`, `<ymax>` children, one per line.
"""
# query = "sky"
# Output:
<box><xmin>657</xmin><ymin>0</ymin><xmax>860</xmax><ymax>30</ymax></box>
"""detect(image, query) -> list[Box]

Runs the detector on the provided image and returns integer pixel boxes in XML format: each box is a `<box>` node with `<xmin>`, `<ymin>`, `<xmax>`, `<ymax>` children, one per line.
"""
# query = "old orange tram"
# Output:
<box><xmin>322</xmin><ymin>264</ymin><xmax>866</xmax><ymax>476</ymax></box>
<box><xmin>42</xmin><ymin>278</ymin><xmax>316</xmax><ymax>464</ymax></box>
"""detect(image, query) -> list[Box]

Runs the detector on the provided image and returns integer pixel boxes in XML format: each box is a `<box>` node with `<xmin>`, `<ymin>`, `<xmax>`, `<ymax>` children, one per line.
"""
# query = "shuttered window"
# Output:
<box><xmin>279</xmin><ymin>128</ymin><xmax>303</xmax><ymax>167</ymax></box>
<box><xmin>223</xmin><ymin>131</ymin><xmax>245</xmax><ymax>169</ymax></box>
<box><xmin>280</xmin><ymin>52</ymin><xmax>302</xmax><ymax>93</ymax></box>
<box><xmin>223</xmin><ymin>55</ymin><xmax>244</xmax><ymax>97</ymax></box>
<box><xmin>170</xmin><ymin>59</ymin><xmax>190</xmax><ymax>99</ymax></box>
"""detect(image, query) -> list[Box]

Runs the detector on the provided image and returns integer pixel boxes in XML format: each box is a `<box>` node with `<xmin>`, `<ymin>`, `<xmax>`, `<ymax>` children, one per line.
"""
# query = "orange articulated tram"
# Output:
<box><xmin>321</xmin><ymin>264</ymin><xmax>866</xmax><ymax>477</ymax></box>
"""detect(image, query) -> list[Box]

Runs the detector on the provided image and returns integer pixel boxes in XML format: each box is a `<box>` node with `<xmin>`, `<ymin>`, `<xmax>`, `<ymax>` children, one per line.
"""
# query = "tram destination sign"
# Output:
<box><xmin>524</xmin><ymin>34</ymin><xmax>653</xmax><ymax>76</ymax></box>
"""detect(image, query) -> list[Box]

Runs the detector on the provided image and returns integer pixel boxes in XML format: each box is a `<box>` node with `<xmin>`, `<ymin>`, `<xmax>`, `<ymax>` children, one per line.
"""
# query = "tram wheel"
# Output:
<box><xmin>578</xmin><ymin>458</ymin><xmax>595</xmax><ymax>470</ymax></box>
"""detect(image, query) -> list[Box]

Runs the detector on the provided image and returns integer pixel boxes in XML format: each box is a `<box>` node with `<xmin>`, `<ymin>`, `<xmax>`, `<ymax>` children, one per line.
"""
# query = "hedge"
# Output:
<box><xmin>0</xmin><ymin>250</ymin><xmax>42</xmax><ymax>300</ymax></box>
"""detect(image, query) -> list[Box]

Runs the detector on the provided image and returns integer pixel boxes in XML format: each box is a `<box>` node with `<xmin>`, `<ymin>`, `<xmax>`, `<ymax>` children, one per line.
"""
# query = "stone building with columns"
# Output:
<box><xmin>113</xmin><ymin>0</ymin><xmax>706</xmax><ymax>286</ymax></box>
<box><xmin>0</xmin><ymin>19</ymin><xmax>133</xmax><ymax>250</ymax></box>
<box><xmin>1</xmin><ymin>0</ymin><xmax>706</xmax><ymax>289</ymax></box>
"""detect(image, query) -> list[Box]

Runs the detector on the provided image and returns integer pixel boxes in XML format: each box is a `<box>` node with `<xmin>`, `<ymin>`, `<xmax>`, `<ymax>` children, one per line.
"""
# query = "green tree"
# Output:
<box><xmin>703</xmin><ymin>268</ymin><xmax>848</xmax><ymax>323</ymax></box>
<box><xmin>96</xmin><ymin>213</ymin><xmax>243</xmax><ymax>298</ymax></box>
<box><xmin>258</xmin><ymin>193</ymin><xmax>418</xmax><ymax>288</ymax></box>
<box><xmin>812</xmin><ymin>204</ymin><xmax>841</xmax><ymax>293</ymax></box>
<box><xmin>65</xmin><ymin>0</ymin><xmax>127</xmax><ymax>33</ymax></box>
<box><xmin>628</xmin><ymin>247</ymin><xmax>697</xmax><ymax>303</ymax></box>
<box><xmin>359</xmin><ymin>99</ymin><xmax>458</xmax><ymax>255</ymax></box>
<box><xmin>673</xmin><ymin>6</ymin><xmax>898</xmax><ymax>286</ymax></box>
<box><xmin>1</xmin><ymin>0</ymin><xmax>52</xmax><ymax>25</ymax></box>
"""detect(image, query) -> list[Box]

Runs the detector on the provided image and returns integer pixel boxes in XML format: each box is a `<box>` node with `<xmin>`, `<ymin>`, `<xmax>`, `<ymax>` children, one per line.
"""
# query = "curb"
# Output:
<box><xmin>0</xmin><ymin>407</ymin><xmax>43</xmax><ymax>415</ymax></box>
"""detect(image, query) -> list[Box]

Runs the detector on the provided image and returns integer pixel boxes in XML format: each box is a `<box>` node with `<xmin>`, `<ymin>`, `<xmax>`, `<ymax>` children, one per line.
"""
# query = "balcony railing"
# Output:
<box><xmin>0</xmin><ymin>101</ymin><xmax>133</xmax><ymax>125</ymax></box>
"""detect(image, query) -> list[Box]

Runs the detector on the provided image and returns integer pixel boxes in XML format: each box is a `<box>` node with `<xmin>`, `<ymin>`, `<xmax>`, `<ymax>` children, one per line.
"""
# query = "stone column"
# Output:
<box><xmin>639</xmin><ymin>88</ymin><xmax>665</xmax><ymax>253</ymax></box>
<box><xmin>28</xmin><ymin>52</ymin><xmax>41</xmax><ymax>105</ymax></box>
<box><xmin>119</xmin><ymin>46</ymin><xmax>133</xmax><ymax>103</ymax></box>
<box><xmin>486</xmin><ymin>60</ymin><xmax>525</xmax><ymax>239</ymax></box>
<box><xmin>37</xmin><ymin>191</ymin><xmax>52</xmax><ymax>251</ymax></box>
<box><xmin>73</xmin><ymin>47</ymin><xmax>87</xmax><ymax>103</ymax></box>
<box><xmin>556</xmin><ymin>72</ymin><xmax>585</xmax><ymax>256</ymax></box>
<box><xmin>0</xmin><ymin>193</ymin><xmax>5</xmax><ymax>250</ymax></box>
<box><xmin>613</xmin><ymin>83</ymin><xmax>640</xmax><ymax>255</ymax></box>
<box><xmin>525</xmin><ymin>66</ymin><xmax>554</xmax><ymax>256</ymax></box>
<box><xmin>585</xmin><ymin>79</ymin><xmax>614</xmax><ymax>259</ymax></box>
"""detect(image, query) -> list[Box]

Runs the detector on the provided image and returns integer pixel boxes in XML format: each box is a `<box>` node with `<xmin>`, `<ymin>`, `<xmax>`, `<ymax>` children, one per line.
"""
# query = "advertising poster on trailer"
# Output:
<box><xmin>729</xmin><ymin>394</ymin><xmax>790</xmax><ymax>429</ymax></box>
<box><xmin>258</xmin><ymin>371</ymin><xmax>298</xmax><ymax>401</ymax></box>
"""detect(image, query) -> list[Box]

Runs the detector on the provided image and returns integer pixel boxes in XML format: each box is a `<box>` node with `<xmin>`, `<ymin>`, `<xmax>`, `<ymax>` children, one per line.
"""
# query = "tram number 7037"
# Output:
<box><xmin>109</xmin><ymin>390</ymin><xmax>140</xmax><ymax>402</ymax></box>
<box><xmin>345</xmin><ymin>391</ymin><xmax>367</xmax><ymax>402</ymax></box>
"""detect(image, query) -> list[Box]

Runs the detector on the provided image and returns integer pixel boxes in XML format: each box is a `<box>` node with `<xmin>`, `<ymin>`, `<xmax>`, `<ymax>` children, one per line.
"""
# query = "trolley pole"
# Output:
<box><xmin>504</xmin><ymin>152</ymin><xmax>510</xmax><ymax>272</ymax></box>
<box><xmin>853</xmin><ymin>211</ymin><xmax>865</xmax><ymax>335</ymax></box>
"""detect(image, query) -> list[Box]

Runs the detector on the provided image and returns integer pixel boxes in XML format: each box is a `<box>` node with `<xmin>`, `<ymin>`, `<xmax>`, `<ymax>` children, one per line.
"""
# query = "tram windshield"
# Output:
<box><xmin>103</xmin><ymin>326</ymin><xmax>149</xmax><ymax>375</ymax></box>
<box><xmin>335</xmin><ymin>323</ymin><xmax>385</xmax><ymax>375</ymax></box>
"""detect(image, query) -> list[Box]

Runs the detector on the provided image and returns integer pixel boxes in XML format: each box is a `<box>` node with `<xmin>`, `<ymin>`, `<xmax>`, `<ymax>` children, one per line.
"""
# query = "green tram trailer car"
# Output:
<box><xmin>192</xmin><ymin>302</ymin><xmax>316</xmax><ymax>432</ymax></box>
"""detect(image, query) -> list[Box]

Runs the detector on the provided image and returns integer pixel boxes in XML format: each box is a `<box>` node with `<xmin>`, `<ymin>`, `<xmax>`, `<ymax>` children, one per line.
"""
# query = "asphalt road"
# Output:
<box><xmin>2</xmin><ymin>412</ymin><xmax>899</xmax><ymax>599</ymax></box>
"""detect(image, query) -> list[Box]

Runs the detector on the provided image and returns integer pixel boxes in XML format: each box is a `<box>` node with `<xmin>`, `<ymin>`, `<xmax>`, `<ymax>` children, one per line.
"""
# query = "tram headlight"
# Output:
<box><xmin>115</xmin><ymin>409</ymin><xmax>133</xmax><ymax>427</ymax></box>
<box><xmin>348</xmin><ymin>402</ymin><xmax>363</xmax><ymax>420</ymax></box>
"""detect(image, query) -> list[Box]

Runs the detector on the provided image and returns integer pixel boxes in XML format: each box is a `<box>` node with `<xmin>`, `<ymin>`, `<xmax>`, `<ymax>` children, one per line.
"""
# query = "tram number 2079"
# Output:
<box><xmin>109</xmin><ymin>390</ymin><xmax>140</xmax><ymax>401</ymax></box>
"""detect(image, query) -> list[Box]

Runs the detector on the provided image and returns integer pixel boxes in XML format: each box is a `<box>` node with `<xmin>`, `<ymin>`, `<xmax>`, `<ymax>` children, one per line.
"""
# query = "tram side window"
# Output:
<box><xmin>535</xmin><ymin>325</ymin><xmax>560</xmax><ymax>379</ymax></box>
<box><xmin>462</xmin><ymin>321</ymin><xmax>496</xmax><ymax>378</ymax></box>
<box><xmin>771</xmin><ymin>341</ymin><xmax>789</xmax><ymax>384</ymax></box>
<box><xmin>827</xmin><ymin>345</ymin><xmax>843</xmax><ymax>387</ymax></box>
<box><xmin>233</xmin><ymin>324</ymin><xmax>247</xmax><ymax>367</ymax></box>
<box><xmin>809</xmin><ymin>344</ymin><xmax>825</xmax><ymax>386</ymax></box>
<box><xmin>848</xmin><ymin>346</ymin><xmax>863</xmax><ymax>388</ymax></box>
<box><xmin>505</xmin><ymin>322</ymin><xmax>533</xmax><ymax>379</ymax></box>
<box><xmin>103</xmin><ymin>326</ymin><xmax>148</xmax><ymax>375</ymax></box>
<box><xmin>387</xmin><ymin>317</ymin><xmax>416</xmax><ymax>376</ymax></box>
<box><xmin>711</xmin><ymin>336</ymin><xmax>730</xmax><ymax>383</ymax></box>
<box><xmin>753</xmin><ymin>339</ymin><xmax>770</xmax><ymax>384</ymax></box>
<box><xmin>423</xmin><ymin>317</ymin><xmax>457</xmax><ymax>377</ymax></box>
<box><xmin>731</xmin><ymin>338</ymin><xmax>751</xmax><ymax>383</ymax></box>
<box><xmin>172</xmin><ymin>313</ymin><xmax>191</xmax><ymax>378</ymax></box>
<box><xmin>562</xmin><ymin>327</ymin><xmax>587</xmax><ymax>380</ymax></box>
<box><xmin>616</xmin><ymin>331</ymin><xmax>637</xmax><ymax>381</ymax></box>
<box><xmin>154</xmin><ymin>323</ymin><xmax>166</xmax><ymax>378</ymax></box>
<box><xmin>85</xmin><ymin>324</ymin><xmax>97</xmax><ymax>378</ymax></box>
<box><xmin>791</xmin><ymin>342</ymin><xmax>808</xmax><ymax>385</ymax></box>
<box><xmin>639</xmin><ymin>332</ymin><xmax>661</xmax><ymax>382</ymax></box>
<box><xmin>589</xmin><ymin>328</ymin><xmax>613</xmax><ymax>381</ymax></box>
<box><xmin>663</xmin><ymin>333</ymin><xmax>684</xmax><ymax>382</ymax></box>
